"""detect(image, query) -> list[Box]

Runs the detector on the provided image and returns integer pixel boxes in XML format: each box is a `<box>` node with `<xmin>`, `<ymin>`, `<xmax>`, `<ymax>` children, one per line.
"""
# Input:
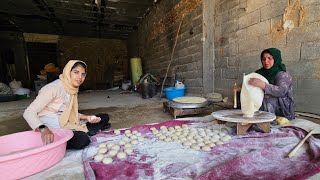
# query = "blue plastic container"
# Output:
<box><xmin>163</xmin><ymin>87</ymin><xmax>185</xmax><ymax>100</ymax></box>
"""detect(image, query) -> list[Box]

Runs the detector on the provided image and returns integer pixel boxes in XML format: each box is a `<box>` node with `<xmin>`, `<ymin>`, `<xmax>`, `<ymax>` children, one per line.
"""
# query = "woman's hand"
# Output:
<box><xmin>232</xmin><ymin>84</ymin><xmax>241</xmax><ymax>92</ymax></box>
<box><xmin>40</xmin><ymin>128</ymin><xmax>54</xmax><ymax>145</ymax></box>
<box><xmin>87</xmin><ymin>115</ymin><xmax>101</xmax><ymax>124</ymax></box>
<box><xmin>248</xmin><ymin>78</ymin><xmax>266</xmax><ymax>90</ymax></box>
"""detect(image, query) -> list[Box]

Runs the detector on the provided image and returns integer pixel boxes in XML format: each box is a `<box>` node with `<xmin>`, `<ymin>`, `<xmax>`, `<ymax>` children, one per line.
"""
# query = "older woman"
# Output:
<box><xmin>234</xmin><ymin>48</ymin><xmax>295</xmax><ymax>120</ymax></box>
<box><xmin>23</xmin><ymin>60</ymin><xmax>111</xmax><ymax>149</ymax></box>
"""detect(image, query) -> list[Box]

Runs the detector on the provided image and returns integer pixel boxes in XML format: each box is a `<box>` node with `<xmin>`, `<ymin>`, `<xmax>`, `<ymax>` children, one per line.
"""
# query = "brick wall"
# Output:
<box><xmin>214</xmin><ymin>0</ymin><xmax>320</xmax><ymax>114</ymax></box>
<box><xmin>133</xmin><ymin>0</ymin><xmax>204</xmax><ymax>94</ymax></box>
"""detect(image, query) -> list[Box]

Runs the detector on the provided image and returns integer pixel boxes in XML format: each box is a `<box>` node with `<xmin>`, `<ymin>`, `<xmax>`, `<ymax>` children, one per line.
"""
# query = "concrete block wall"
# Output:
<box><xmin>214</xmin><ymin>0</ymin><xmax>320</xmax><ymax>114</ymax></box>
<box><xmin>134</xmin><ymin>0</ymin><xmax>204</xmax><ymax>94</ymax></box>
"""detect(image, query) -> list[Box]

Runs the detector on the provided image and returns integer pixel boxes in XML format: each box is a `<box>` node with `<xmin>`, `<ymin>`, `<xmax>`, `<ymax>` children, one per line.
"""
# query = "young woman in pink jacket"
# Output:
<box><xmin>23</xmin><ymin>60</ymin><xmax>111</xmax><ymax>149</ymax></box>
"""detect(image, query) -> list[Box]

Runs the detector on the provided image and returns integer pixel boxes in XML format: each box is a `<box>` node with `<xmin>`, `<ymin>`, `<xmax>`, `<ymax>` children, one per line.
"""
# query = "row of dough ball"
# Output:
<box><xmin>94</xmin><ymin>130</ymin><xmax>145</xmax><ymax>164</ymax></box>
<box><xmin>150</xmin><ymin>124</ymin><xmax>228</xmax><ymax>136</ymax></box>
<box><xmin>95</xmin><ymin>143</ymin><xmax>133</xmax><ymax>164</ymax></box>
<box><xmin>150</xmin><ymin>125</ymin><xmax>232</xmax><ymax>151</ymax></box>
<box><xmin>114</xmin><ymin>129</ymin><xmax>141</xmax><ymax>136</ymax></box>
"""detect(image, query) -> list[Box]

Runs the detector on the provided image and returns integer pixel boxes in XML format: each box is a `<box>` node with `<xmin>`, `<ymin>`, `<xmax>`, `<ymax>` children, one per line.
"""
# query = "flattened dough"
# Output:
<box><xmin>173</xmin><ymin>97</ymin><xmax>207</xmax><ymax>104</ymax></box>
<box><xmin>240</xmin><ymin>73</ymin><xmax>269</xmax><ymax>117</ymax></box>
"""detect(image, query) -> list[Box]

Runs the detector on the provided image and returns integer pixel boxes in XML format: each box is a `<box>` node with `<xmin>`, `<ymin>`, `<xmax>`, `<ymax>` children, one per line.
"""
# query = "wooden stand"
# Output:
<box><xmin>163</xmin><ymin>102</ymin><xmax>207</xmax><ymax>119</ymax></box>
<box><xmin>217</xmin><ymin>120</ymin><xmax>271</xmax><ymax>135</ymax></box>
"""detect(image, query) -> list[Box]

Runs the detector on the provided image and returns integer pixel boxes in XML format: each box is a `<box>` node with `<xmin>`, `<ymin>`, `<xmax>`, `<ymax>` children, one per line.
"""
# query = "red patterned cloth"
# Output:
<box><xmin>83</xmin><ymin>121</ymin><xmax>320</xmax><ymax>180</ymax></box>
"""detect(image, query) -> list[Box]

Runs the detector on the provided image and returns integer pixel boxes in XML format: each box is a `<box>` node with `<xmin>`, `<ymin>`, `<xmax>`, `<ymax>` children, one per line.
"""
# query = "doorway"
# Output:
<box><xmin>26</xmin><ymin>42</ymin><xmax>57</xmax><ymax>90</ymax></box>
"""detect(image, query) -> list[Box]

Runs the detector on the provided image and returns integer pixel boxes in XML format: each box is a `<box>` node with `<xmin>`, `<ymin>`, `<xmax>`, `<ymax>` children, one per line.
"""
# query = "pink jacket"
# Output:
<box><xmin>23</xmin><ymin>80</ymin><xmax>82</xmax><ymax>130</ymax></box>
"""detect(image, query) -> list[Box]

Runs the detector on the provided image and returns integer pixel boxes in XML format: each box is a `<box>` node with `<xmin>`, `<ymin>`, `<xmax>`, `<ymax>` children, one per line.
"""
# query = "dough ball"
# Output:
<box><xmin>197</xmin><ymin>128</ymin><xmax>205</xmax><ymax>132</ymax></box>
<box><xmin>138</xmin><ymin>137</ymin><xmax>145</xmax><ymax>142</ymax></box>
<box><xmin>224</xmin><ymin>135</ymin><xmax>232</xmax><ymax>140</ymax></box>
<box><xmin>124</xmin><ymin>143</ymin><xmax>132</xmax><ymax>148</ymax></box>
<box><xmin>124</xmin><ymin>130</ymin><xmax>131</xmax><ymax>134</ymax></box>
<box><xmin>219</xmin><ymin>132</ymin><xmax>226</xmax><ymax>137</ymax></box>
<box><xmin>98</xmin><ymin>143</ymin><xmax>107</xmax><ymax>148</ymax></box>
<box><xmin>183</xmin><ymin>141</ymin><xmax>192</xmax><ymax>146</ymax></box>
<box><xmin>108</xmin><ymin>149</ymin><xmax>118</xmax><ymax>157</ymax></box>
<box><xmin>174</xmin><ymin>131</ymin><xmax>182</xmax><ymax>136</ymax></box>
<box><xmin>190</xmin><ymin>128</ymin><xmax>197</xmax><ymax>132</ymax></box>
<box><xmin>136</xmin><ymin>132</ymin><xmax>142</xmax><ymax>137</ymax></box>
<box><xmin>119</xmin><ymin>140</ymin><xmax>126</xmax><ymax>145</ymax></box>
<box><xmin>132</xmin><ymin>130</ymin><xmax>138</xmax><ymax>135</ymax></box>
<box><xmin>164</xmin><ymin>137</ymin><xmax>172</xmax><ymax>142</ymax></box>
<box><xmin>190</xmin><ymin>139</ymin><xmax>197</xmax><ymax>144</ymax></box>
<box><xmin>130</xmin><ymin>135</ymin><xmax>138</xmax><ymax>139</ymax></box>
<box><xmin>98</xmin><ymin>147</ymin><xmax>108</xmax><ymax>154</ymax></box>
<box><xmin>191</xmin><ymin>144</ymin><xmax>201</xmax><ymax>150</ymax></box>
<box><xmin>159</xmin><ymin>135</ymin><xmax>166</xmax><ymax>140</ymax></box>
<box><xmin>167</xmin><ymin>132</ymin><xmax>174</xmax><ymax>137</ymax></box>
<box><xmin>180</xmin><ymin>137</ymin><xmax>187</xmax><ymax>142</ymax></box>
<box><xmin>174</xmin><ymin>139</ymin><xmax>181</xmax><ymax>143</ymax></box>
<box><xmin>161</xmin><ymin>129</ymin><xmax>168</xmax><ymax>133</ymax></box>
<box><xmin>211</xmin><ymin>138</ymin><xmax>219</xmax><ymax>143</ymax></box>
<box><xmin>131</xmin><ymin>139</ymin><xmax>139</xmax><ymax>145</ymax></box>
<box><xmin>213</xmin><ymin>130</ymin><xmax>220</xmax><ymax>133</ymax></box>
<box><xmin>202</xmin><ymin>146</ymin><xmax>211</xmax><ymax>151</ymax></box>
<box><xmin>205</xmin><ymin>129</ymin><xmax>212</xmax><ymax>133</ymax></box>
<box><xmin>106</xmin><ymin>143</ymin><xmax>115</xmax><ymax>148</ymax></box>
<box><xmin>216</xmin><ymin>141</ymin><xmax>224</xmax><ymax>145</ymax></box>
<box><xmin>182</xmin><ymin>129</ymin><xmax>189</xmax><ymax>133</ymax></box>
<box><xmin>114</xmin><ymin>129</ymin><xmax>121</xmax><ymax>135</ymax></box>
<box><xmin>208</xmin><ymin>143</ymin><xmax>216</xmax><ymax>147</ymax></box>
<box><xmin>207</xmin><ymin>132</ymin><xmax>214</xmax><ymax>137</ymax></box>
<box><xmin>102</xmin><ymin>157</ymin><xmax>113</xmax><ymax>164</ymax></box>
<box><xmin>94</xmin><ymin>154</ymin><xmax>104</xmax><ymax>162</ymax></box>
<box><xmin>175</xmin><ymin>125</ymin><xmax>181</xmax><ymax>129</ymax></box>
<box><xmin>171</xmin><ymin>136</ymin><xmax>179</xmax><ymax>140</ymax></box>
<box><xmin>155</xmin><ymin>133</ymin><xmax>163</xmax><ymax>137</ymax></box>
<box><xmin>124</xmin><ymin>148</ymin><xmax>133</xmax><ymax>155</ymax></box>
<box><xmin>168</xmin><ymin>127</ymin><xmax>175</xmax><ymax>132</ymax></box>
<box><xmin>203</xmin><ymin>136</ymin><xmax>210</xmax><ymax>140</ymax></box>
<box><xmin>187</xmin><ymin>136</ymin><xmax>194</xmax><ymax>140</ymax></box>
<box><xmin>197</xmin><ymin>142</ymin><xmax>205</xmax><ymax>147</ymax></box>
<box><xmin>152</xmin><ymin>130</ymin><xmax>159</xmax><ymax>134</ymax></box>
<box><xmin>116</xmin><ymin>152</ymin><xmax>127</xmax><ymax>159</ymax></box>
<box><xmin>204</xmin><ymin>140</ymin><xmax>212</xmax><ymax>145</ymax></box>
<box><xmin>176</xmin><ymin>128</ymin><xmax>183</xmax><ymax>132</ymax></box>
<box><xmin>160</xmin><ymin>126</ymin><xmax>167</xmax><ymax>130</ymax></box>
<box><xmin>181</xmin><ymin>124</ymin><xmax>188</xmax><ymax>129</ymax></box>
<box><xmin>111</xmin><ymin>145</ymin><xmax>120</xmax><ymax>150</ymax></box>
<box><xmin>122</xmin><ymin>137</ymin><xmax>130</xmax><ymax>142</ymax></box>
<box><xmin>150</xmin><ymin>127</ymin><xmax>156</xmax><ymax>131</ymax></box>
<box><xmin>220</xmin><ymin>137</ymin><xmax>229</xmax><ymax>142</ymax></box>
<box><xmin>126</xmin><ymin>133</ymin><xmax>133</xmax><ymax>137</ymax></box>
<box><xmin>212</xmin><ymin>134</ymin><xmax>220</xmax><ymax>139</ymax></box>
<box><xmin>196</xmin><ymin>138</ymin><xmax>204</xmax><ymax>142</ymax></box>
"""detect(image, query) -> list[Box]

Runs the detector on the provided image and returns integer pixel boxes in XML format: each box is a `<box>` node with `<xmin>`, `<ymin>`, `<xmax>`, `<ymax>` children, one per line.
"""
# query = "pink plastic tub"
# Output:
<box><xmin>0</xmin><ymin>128</ymin><xmax>73</xmax><ymax>180</ymax></box>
